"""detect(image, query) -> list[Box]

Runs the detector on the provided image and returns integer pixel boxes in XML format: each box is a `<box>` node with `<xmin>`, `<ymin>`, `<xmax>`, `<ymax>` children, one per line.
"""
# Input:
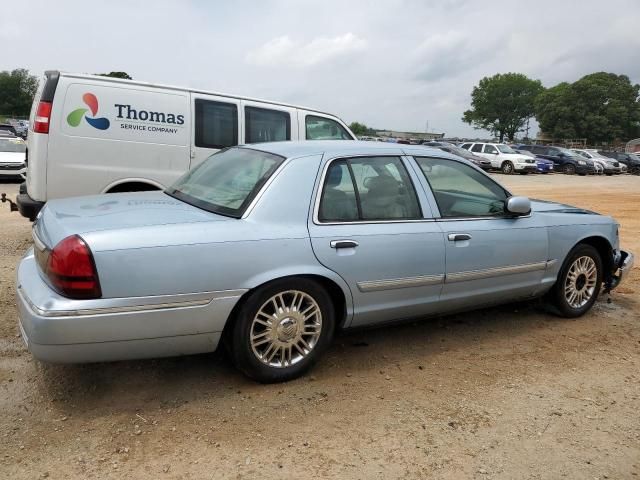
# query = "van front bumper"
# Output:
<box><xmin>16</xmin><ymin>193</ymin><xmax>45</xmax><ymax>221</ymax></box>
<box><xmin>16</xmin><ymin>250</ymin><xmax>245</xmax><ymax>363</ymax></box>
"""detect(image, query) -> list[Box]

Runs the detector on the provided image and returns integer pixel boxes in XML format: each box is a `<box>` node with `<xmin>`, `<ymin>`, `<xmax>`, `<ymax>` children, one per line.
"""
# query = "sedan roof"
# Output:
<box><xmin>240</xmin><ymin>140</ymin><xmax>449</xmax><ymax>160</ymax></box>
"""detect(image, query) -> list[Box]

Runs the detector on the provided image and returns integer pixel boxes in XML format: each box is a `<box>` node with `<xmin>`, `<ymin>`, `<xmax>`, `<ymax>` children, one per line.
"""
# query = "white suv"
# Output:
<box><xmin>460</xmin><ymin>142</ymin><xmax>537</xmax><ymax>174</ymax></box>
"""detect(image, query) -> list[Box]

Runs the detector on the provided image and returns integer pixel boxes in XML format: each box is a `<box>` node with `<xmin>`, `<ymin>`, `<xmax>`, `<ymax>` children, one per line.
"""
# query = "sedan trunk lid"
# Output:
<box><xmin>34</xmin><ymin>191</ymin><xmax>230</xmax><ymax>248</ymax></box>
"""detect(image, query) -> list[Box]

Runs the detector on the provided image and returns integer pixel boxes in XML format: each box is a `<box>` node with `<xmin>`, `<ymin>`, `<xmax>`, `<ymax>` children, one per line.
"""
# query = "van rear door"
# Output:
<box><xmin>190</xmin><ymin>93</ymin><xmax>241</xmax><ymax>169</ymax></box>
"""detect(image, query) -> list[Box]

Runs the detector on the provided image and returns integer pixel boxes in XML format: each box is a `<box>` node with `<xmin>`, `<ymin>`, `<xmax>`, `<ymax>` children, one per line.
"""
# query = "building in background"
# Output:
<box><xmin>375</xmin><ymin>130</ymin><xmax>445</xmax><ymax>142</ymax></box>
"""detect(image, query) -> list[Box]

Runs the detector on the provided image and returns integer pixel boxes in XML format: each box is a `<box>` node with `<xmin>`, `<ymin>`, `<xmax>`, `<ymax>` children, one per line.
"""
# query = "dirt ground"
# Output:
<box><xmin>0</xmin><ymin>174</ymin><xmax>638</xmax><ymax>480</ymax></box>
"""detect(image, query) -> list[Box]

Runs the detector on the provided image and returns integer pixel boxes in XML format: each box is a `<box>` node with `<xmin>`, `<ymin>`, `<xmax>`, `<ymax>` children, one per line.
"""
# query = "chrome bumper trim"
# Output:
<box><xmin>17</xmin><ymin>287</ymin><xmax>247</xmax><ymax>318</ymax></box>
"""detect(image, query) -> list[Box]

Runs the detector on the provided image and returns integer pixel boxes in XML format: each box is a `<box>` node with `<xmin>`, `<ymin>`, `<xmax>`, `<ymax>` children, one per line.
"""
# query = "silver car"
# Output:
<box><xmin>16</xmin><ymin>142</ymin><xmax>634</xmax><ymax>382</ymax></box>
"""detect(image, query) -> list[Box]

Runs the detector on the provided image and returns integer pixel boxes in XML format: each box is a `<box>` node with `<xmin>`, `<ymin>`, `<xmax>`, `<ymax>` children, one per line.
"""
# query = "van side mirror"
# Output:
<box><xmin>506</xmin><ymin>196</ymin><xmax>531</xmax><ymax>216</ymax></box>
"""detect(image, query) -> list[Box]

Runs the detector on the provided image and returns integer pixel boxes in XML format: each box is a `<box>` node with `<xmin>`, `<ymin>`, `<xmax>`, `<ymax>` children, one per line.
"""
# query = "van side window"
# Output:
<box><xmin>306</xmin><ymin>115</ymin><xmax>352</xmax><ymax>140</ymax></box>
<box><xmin>245</xmin><ymin>107</ymin><xmax>290</xmax><ymax>143</ymax></box>
<box><xmin>195</xmin><ymin>99</ymin><xmax>238</xmax><ymax>149</ymax></box>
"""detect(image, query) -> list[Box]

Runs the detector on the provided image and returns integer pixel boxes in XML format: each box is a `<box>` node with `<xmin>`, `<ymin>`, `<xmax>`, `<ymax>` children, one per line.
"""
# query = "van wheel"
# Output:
<box><xmin>501</xmin><ymin>161</ymin><xmax>514</xmax><ymax>174</ymax></box>
<box><xmin>230</xmin><ymin>278</ymin><xmax>335</xmax><ymax>383</ymax></box>
<box><xmin>549</xmin><ymin>244</ymin><xmax>602</xmax><ymax>318</ymax></box>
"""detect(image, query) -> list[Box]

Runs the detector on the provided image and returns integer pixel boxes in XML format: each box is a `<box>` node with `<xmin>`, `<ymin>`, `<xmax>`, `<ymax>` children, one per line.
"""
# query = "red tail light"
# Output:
<box><xmin>46</xmin><ymin>235</ymin><xmax>102</xmax><ymax>299</ymax></box>
<box><xmin>33</xmin><ymin>101</ymin><xmax>52</xmax><ymax>134</ymax></box>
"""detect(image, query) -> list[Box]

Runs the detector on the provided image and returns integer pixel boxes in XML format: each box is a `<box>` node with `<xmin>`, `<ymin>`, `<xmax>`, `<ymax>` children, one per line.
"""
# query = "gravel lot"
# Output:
<box><xmin>0</xmin><ymin>174</ymin><xmax>638</xmax><ymax>479</ymax></box>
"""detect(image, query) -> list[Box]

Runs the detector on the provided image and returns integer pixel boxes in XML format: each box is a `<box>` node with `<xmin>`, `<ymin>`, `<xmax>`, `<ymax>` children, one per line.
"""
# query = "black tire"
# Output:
<box><xmin>501</xmin><ymin>161</ymin><xmax>514</xmax><ymax>175</ymax></box>
<box><xmin>631</xmin><ymin>167</ymin><xmax>640</xmax><ymax>175</ymax></box>
<box><xmin>563</xmin><ymin>164</ymin><xmax>576</xmax><ymax>175</ymax></box>
<box><xmin>229</xmin><ymin>278</ymin><xmax>335</xmax><ymax>383</ymax></box>
<box><xmin>549</xmin><ymin>244</ymin><xmax>603</xmax><ymax>318</ymax></box>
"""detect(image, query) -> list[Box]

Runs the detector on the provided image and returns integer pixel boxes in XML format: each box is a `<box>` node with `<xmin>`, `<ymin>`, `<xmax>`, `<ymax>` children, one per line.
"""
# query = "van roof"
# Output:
<box><xmin>50</xmin><ymin>71</ymin><xmax>343</xmax><ymax>118</ymax></box>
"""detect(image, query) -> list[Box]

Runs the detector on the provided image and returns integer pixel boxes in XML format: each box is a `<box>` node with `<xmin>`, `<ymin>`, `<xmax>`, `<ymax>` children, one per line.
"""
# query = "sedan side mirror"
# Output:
<box><xmin>506</xmin><ymin>196</ymin><xmax>531</xmax><ymax>216</ymax></box>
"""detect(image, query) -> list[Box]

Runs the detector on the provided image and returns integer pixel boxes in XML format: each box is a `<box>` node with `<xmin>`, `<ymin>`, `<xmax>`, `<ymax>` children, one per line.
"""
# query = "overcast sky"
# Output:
<box><xmin>3</xmin><ymin>0</ymin><xmax>640</xmax><ymax>137</ymax></box>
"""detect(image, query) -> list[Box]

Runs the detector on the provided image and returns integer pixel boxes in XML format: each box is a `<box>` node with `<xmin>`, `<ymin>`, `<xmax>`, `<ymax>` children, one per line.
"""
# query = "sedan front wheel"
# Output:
<box><xmin>550</xmin><ymin>244</ymin><xmax>602</xmax><ymax>318</ymax></box>
<box><xmin>230</xmin><ymin>278</ymin><xmax>335</xmax><ymax>383</ymax></box>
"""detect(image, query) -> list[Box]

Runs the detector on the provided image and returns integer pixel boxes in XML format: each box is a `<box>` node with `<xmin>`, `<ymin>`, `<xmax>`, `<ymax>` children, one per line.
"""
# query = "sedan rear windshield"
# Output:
<box><xmin>166</xmin><ymin>147</ymin><xmax>284</xmax><ymax>218</ymax></box>
<box><xmin>0</xmin><ymin>139</ymin><xmax>26</xmax><ymax>153</ymax></box>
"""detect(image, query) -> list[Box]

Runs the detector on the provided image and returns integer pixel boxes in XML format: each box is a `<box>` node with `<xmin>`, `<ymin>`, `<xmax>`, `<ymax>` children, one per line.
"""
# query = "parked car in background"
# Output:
<box><xmin>7</xmin><ymin>120</ymin><xmax>27</xmax><ymax>139</ymax></box>
<box><xmin>0</xmin><ymin>130</ymin><xmax>17</xmax><ymax>138</ymax></box>
<box><xmin>0</xmin><ymin>137</ymin><xmax>27</xmax><ymax>180</ymax></box>
<box><xmin>513</xmin><ymin>148</ymin><xmax>554</xmax><ymax>174</ymax></box>
<box><xmin>572</xmin><ymin>149</ymin><xmax>624</xmax><ymax>175</ymax></box>
<box><xmin>15</xmin><ymin>141</ymin><xmax>633</xmax><ymax>382</ymax></box>
<box><xmin>459</xmin><ymin>142</ymin><xmax>536</xmax><ymax>174</ymax></box>
<box><xmin>12</xmin><ymin>70</ymin><xmax>355</xmax><ymax>221</ymax></box>
<box><xmin>570</xmin><ymin>150</ymin><xmax>610</xmax><ymax>175</ymax></box>
<box><xmin>0</xmin><ymin>124</ymin><xmax>19</xmax><ymax>137</ymax></box>
<box><xmin>598</xmin><ymin>151</ymin><xmax>640</xmax><ymax>175</ymax></box>
<box><xmin>517</xmin><ymin>145</ymin><xmax>596</xmax><ymax>175</ymax></box>
<box><xmin>428</xmin><ymin>143</ymin><xmax>492</xmax><ymax>170</ymax></box>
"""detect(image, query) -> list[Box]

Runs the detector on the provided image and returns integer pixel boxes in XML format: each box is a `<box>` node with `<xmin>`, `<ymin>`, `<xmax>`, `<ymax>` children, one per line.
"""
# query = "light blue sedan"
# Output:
<box><xmin>16</xmin><ymin>142</ymin><xmax>633</xmax><ymax>382</ymax></box>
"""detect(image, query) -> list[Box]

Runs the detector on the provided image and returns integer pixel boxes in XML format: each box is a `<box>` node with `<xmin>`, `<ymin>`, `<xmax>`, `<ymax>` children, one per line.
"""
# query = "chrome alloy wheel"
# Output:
<box><xmin>250</xmin><ymin>290</ymin><xmax>322</xmax><ymax>368</ymax></box>
<box><xmin>564</xmin><ymin>255</ymin><xmax>598</xmax><ymax>308</ymax></box>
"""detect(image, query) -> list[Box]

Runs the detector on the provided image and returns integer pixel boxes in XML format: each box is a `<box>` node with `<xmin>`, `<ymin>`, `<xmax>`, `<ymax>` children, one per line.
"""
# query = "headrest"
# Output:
<box><xmin>326</xmin><ymin>165</ymin><xmax>343</xmax><ymax>187</ymax></box>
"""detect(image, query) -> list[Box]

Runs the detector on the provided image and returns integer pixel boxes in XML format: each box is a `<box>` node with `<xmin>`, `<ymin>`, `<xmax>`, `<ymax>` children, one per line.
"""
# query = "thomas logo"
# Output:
<box><xmin>67</xmin><ymin>93</ymin><xmax>110</xmax><ymax>130</ymax></box>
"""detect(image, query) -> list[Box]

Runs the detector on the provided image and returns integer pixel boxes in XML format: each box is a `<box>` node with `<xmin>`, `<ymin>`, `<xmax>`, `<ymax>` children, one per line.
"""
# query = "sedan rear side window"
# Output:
<box><xmin>415</xmin><ymin>157</ymin><xmax>508</xmax><ymax>218</ymax></box>
<box><xmin>245</xmin><ymin>107</ymin><xmax>290</xmax><ymax>143</ymax></box>
<box><xmin>195</xmin><ymin>99</ymin><xmax>238</xmax><ymax>149</ymax></box>
<box><xmin>318</xmin><ymin>157</ymin><xmax>421</xmax><ymax>222</ymax></box>
<box><xmin>306</xmin><ymin>115</ymin><xmax>352</xmax><ymax>140</ymax></box>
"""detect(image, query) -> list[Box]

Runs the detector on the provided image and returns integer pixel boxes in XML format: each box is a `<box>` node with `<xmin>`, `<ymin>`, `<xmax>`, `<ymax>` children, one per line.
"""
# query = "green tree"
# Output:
<box><xmin>349</xmin><ymin>121</ymin><xmax>369</xmax><ymax>136</ymax></box>
<box><xmin>536</xmin><ymin>72</ymin><xmax>640</xmax><ymax>143</ymax></box>
<box><xmin>463</xmin><ymin>73</ymin><xmax>544</xmax><ymax>142</ymax></box>
<box><xmin>96</xmin><ymin>71</ymin><xmax>132</xmax><ymax>80</ymax></box>
<box><xmin>0</xmin><ymin>69</ymin><xmax>38</xmax><ymax>117</ymax></box>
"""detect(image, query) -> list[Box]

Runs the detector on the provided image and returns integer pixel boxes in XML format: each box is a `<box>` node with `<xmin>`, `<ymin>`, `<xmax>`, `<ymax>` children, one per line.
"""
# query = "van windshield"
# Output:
<box><xmin>166</xmin><ymin>148</ymin><xmax>284</xmax><ymax>218</ymax></box>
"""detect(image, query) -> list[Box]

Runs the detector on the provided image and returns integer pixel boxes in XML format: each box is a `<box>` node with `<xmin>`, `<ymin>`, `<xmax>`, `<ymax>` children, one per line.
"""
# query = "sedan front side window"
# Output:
<box><xmin>415</xmin><ymin>157</ymin><xmax>509</xmax><ymax>218</ymax></box>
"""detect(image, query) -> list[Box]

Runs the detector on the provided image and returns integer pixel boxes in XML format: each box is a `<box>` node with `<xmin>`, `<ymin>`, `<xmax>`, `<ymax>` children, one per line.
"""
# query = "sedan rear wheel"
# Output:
<box><xmin>501</xmin><ymin>161</ymin><xmax>514</xmax><ymax>175</ymax></box>
<box><xmin>230</xmin><ymin>278</ymin><xmax>335</xmax><ymax>383</ymax></box>
<box><xmin>550</xmin><ymin>244</ymin><xmax>602</xmax><ymax>318</ymax></box>
<box><xmin>563</xmin><ymin>164</ymin><xmax>576</xmax><ymax>175</ymax></box>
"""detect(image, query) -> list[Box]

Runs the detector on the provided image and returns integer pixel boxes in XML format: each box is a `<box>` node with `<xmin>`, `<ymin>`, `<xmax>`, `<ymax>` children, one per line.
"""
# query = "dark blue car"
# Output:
<box><xmin>514</xmin><ymin>148</ymin><xmax>554</xmax><ymax>173</ymax></box>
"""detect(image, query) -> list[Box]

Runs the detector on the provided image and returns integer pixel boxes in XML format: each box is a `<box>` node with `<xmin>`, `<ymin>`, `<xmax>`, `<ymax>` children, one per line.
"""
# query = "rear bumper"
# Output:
<box><xmin>16</xmin><ymin>193</ymin><xmax>45</xmax><ymax>221</ymax></box>
<box><xmin>16</xmin><ymin>251</ymin><xmax>246</xmax><ymax>363</ymax></box>
<box><xmin>0</xmin><ymin>165</ymin><xmax>26</xmax><ymax>177</ymax></box>
<box><xmin>609</xmin><ymin>250</ymin><xmax>634</xmax><ymax>290</ymax></box>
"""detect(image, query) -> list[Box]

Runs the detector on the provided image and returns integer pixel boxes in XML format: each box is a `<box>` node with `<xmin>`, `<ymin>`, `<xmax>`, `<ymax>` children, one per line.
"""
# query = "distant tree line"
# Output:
<box><xmin>463</xmin><ymin>71</ymin><xmax>640</xmax><ymax>144</ymax></box>
<box><xmin>0</xmin><ymin>69</ymin><xmax>133</xmax><ymax>118</ymax></box>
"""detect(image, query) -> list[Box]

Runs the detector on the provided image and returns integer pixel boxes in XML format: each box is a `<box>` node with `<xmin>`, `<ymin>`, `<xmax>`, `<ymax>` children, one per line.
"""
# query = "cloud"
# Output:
<box><xmin>246</xmin><ymin>33</ymin><xmax>367</xmax><ymax>67</ymax></box>
<box><xmin>3</xmin><ymin>0</ymin><xmax>640</xmax><ymax>138</ymax></box>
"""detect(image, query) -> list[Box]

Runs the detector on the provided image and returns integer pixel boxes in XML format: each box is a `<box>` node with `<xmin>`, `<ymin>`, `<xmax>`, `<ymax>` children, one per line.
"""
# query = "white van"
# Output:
<box><xmin>16</xmin><ymin>70</ymin><xmax>355</xmax><ymax>220</ymax></box>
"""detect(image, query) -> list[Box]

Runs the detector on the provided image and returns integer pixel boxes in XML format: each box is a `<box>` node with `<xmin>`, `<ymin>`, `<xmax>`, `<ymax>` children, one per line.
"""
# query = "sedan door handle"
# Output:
<box><xmin>448</xmin><ymin>233</ymin><xmax>472</xmax><ymax>242</ymax></box>
<box><xmin>330</xmin><ymin>240</ymin><xmax>359</xmax><ymax>249</ymax></box>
